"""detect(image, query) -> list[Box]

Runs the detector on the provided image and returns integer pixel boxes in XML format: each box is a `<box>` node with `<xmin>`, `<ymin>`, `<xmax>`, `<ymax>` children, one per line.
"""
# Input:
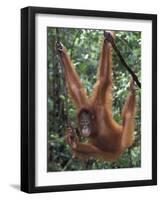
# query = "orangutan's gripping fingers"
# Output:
<box><xmin>104</xmin><ymin>31</ymin><xmax>114</xmax><ymax>43</ymax></box>
<box><xmin>65</xmin><ymin>128</ymin><xmax>79</xmax><ymax>149</ymax></box>
<box><xmin>56</xmin><ymin>41</ymin><xmax>64</xmax><ymax>53</ymax></box>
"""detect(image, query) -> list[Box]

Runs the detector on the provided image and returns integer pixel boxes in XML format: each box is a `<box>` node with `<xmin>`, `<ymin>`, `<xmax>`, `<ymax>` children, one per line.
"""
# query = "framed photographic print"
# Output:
<box><xmin>21</xmin><ymin>6</ymin><xmax>157</xmax><ymax>193</ymax></box>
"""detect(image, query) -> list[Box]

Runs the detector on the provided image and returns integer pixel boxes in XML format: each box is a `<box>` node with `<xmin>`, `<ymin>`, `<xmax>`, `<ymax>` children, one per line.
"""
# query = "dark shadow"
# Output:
<box><xmin>10</xmin><ymin>184</ymin><xmax>20</xmax><ymax>191</ymax></box>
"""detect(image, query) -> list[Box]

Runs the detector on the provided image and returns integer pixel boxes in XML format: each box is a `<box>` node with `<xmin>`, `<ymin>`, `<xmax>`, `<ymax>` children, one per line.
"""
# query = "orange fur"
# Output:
<box><xmin>58</xmin><ymin>31</ymin><xmax>136</xmax><ymax>161</ymax></box>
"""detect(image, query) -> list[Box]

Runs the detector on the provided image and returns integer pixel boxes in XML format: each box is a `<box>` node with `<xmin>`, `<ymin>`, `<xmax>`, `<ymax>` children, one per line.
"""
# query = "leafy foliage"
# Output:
<box><xmin>47</xmin><ymin>28</ymin><xmax>141</xmax><ymax>171</ymax></box>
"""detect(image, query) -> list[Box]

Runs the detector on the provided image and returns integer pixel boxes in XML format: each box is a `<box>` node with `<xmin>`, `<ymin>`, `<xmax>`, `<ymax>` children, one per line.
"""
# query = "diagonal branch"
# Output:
<box><xmin>104</xmin><ymin>31</ymin><xmax>141</xmax><ymax>89</ymax></box>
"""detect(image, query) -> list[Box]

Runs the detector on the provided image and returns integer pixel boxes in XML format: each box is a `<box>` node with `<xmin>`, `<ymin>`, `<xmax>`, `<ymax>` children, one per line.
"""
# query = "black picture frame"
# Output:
<box><xmin>21</xmin><ymin>6</ymin><xmax>157</xmax><ymax>193</ymax></box>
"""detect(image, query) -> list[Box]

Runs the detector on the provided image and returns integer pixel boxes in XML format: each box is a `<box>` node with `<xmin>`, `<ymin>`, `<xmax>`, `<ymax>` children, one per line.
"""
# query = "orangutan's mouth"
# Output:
<box><xmin>81</xmin><ymin>128</ymin><xmax>90</xmax><ymax>137</ymax></box>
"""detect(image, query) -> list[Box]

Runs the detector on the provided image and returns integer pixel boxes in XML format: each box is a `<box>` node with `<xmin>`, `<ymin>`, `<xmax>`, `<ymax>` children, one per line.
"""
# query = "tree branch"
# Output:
<box><xmin>104</xmin><ymin>31</ymin><xmax>141</xmax><ymax>89</ymax></box>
